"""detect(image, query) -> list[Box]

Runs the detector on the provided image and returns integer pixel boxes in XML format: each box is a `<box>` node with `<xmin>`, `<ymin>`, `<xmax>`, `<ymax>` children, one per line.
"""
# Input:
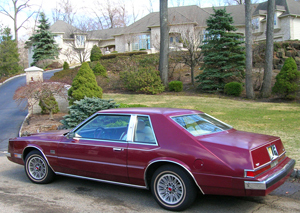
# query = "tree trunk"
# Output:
<box><xmin>261</xmin><ymin>0</ymin><xmax>275</xmax><ymax>98</ymax></box>
<box><xmin>245</xmin><ymin>0</ymin><xmax>254</xmax><ymax>99</ymax></box>
<box><xmin>159</xmin><ymin>0</ymin><xmax>169</xmax><ymax>87</ymax></box>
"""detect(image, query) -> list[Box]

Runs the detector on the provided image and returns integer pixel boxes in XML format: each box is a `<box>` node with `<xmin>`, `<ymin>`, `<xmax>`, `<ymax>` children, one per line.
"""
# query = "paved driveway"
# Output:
<box><xmin>0</xmin><ymin>69</ymin><xmax>61</xmax><ymax>152</ymax></box>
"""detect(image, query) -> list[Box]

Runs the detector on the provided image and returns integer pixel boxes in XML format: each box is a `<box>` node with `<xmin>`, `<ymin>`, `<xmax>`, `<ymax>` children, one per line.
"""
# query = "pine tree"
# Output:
<box><xmin>68</xmin><ymin>62</ymin><xmax>103</xmax><ymax>105</ymax></box>
<box><xmin>0</xmin><ymin>27</ymin><xmax>21</xmax><ymax>78</ymax></box>
<box><xmin>196</xmin><ymin>8</ymin><xmax>245</xmax><ymax>92</ymax></box>
<box><xmin>28</xmin><ymin>12</ymin><xmax>59</xmax><ymax>66</ymax></box>
<box><xmin>90</xmin><ymin>45</ymin><xmax>102</xmax><ymax>62</ymax></box>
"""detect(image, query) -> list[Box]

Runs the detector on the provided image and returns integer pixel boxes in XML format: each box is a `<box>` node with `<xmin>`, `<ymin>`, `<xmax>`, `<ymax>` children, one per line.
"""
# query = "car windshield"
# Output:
<box><xmin>171</xmin><ymin>113</ymin><xmax>232</xmax><ymax>136</ymax></box>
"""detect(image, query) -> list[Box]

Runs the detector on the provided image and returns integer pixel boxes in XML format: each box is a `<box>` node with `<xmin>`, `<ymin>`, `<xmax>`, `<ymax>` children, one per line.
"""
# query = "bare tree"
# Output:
<box><xmin>180</xmin><ymin>29</ymin><xmax>203</xmax><ymax>85</ymax></box>
<box><xmin>93</xmin><ymin>0</ymin><xmax>128</xmax><ymax>29</ymax></box>
<box><xmin>13</xmin><ymin>81</ymin><xmax>67</xmax><ymax>119</ymax></box>
<box><xmin>51</xmin><ymin>0</ymin><xmax>77</xmax><ymax>25</ymax></box>
<box><xmin>130</xmin><ymin>0</ymin><xmax>140</xmax><ymax>23</ymax></box>
<box><xmin>147</xmin><ymin>0</ymin><xmax>154</xmax><ymax>13</ymax></box>
<box><xmin>245</xmin><ymin>0</ymin><xmax>254</xmax><ymax>98</ymax></box>
<box><xmin>159</xmin><ymin>0</ymin><xmax>169</xmax><ymax>87</ymax></box>
<box><xmin>0</xmin><ymin>0</ymin><xmax>36</xmax><ymax>43</ymax></box>
<box><xmin>261</xmin><ymin>0</ymin><xmax>275</xmax><ymax>98</ymax></box>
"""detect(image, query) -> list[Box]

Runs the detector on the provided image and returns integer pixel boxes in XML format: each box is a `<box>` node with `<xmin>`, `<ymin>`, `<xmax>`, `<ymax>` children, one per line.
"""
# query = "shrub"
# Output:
<box><xmin>224</xmin><ymin>82</ymin><xmax>243</xmax><ymax>96</ymax></box>
<box><xmin>169</xmin><ymin>81</ymin><xmax>183</xmax><ymax>92</ymax></box>
<box><xmin>272</xmin><ymin>57</ymin><xmax>300</xmax><ymax>99</ymax></box>
<box><xmin>101</xmin><ymin>51</ymin><xmax>147</xmax><ymax>60</ymax></box>
<box><xmin>120</xmin><ymin>67</ymin><xmax>165</xmax><ymax>94</ymax></box>
<box><xmin>68</xmin><ymin>62</ymin><xmax>103</xmax><ymax>105</ymax></box>
<box><xmin>90</xmin><ymin>45</ymin><xmax>102</xmax><ymax>62</ymax></box>
<box><xmin>39</xmin><ymin>94</ymin><xmax>59</xmax><ymax>114</ymax></box>
<box><xmin>63</xmin><ymin>61</ymin><xmax>69</xmax><ymax>70</ymax></box>
<box><xmin>92</xmin><ymin>62</ymin><xmax>107</xmax><ymax>77</ymax></box>
<box><xmin>50</xmin><ymin>66</ymin><xmax>79</xmax><ymax>85</ymax></box>
<box><xmin>61</xmin><ymin>97</ymin><xmax>119</xmax><ymax>129</ymax></box>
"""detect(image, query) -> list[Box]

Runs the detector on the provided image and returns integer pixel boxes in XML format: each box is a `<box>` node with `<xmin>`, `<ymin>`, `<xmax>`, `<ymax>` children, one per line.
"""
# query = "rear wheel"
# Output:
<box><xmin>25</xmin><ymin>150</ymin><xmax>55</xmax><ymax>184</ymax></box>
<box><xmin>151</xmin><ymin>165</ymin><xmax>197</xmax><ymax>211</ymax></box>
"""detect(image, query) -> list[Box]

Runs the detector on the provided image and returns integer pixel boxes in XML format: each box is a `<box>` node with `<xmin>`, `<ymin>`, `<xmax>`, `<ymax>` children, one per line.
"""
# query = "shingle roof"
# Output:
<box><xmin>253</xmin><ymin>0</ymin><xmax>300</xmax><ymax>17</ymax></box>
<box><xmin>49</xmin><ymin>20</ymin><xmax>83</xmax><ymax>38</ymax></box>
<box><xmin>89</xmin><ymin>27</ymin><xmax>124</xmax><ymax>40</ymax></box>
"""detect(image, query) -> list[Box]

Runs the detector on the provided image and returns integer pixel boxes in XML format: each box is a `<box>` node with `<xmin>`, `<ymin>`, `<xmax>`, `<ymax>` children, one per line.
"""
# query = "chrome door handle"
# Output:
<box><xmin>113</xmin><ymin>148</ymin><xmax>124</xmax><ymax>151</ymax></box>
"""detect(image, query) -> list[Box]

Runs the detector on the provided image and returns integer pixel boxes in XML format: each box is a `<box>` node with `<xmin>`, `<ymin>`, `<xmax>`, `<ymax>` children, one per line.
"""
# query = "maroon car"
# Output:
<box><xmin>7</xmin><ymin>108</ymin><xmax>295</xmax><ymax>211</ymax></box>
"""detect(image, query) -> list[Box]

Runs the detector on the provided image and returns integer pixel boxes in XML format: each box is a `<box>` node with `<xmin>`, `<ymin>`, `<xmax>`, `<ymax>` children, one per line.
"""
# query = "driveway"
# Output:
<box><xmin>0</xmin><ymin>69</ymin><xmax>61</xmax><ymax>153</ymax></box>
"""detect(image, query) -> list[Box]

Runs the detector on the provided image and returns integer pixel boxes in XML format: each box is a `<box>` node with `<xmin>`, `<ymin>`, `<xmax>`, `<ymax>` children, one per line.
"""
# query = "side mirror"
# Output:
<box><xmin>66</xmin><ymin>132</ymin><xmax>75</xmax><ymax>139</ymax></box>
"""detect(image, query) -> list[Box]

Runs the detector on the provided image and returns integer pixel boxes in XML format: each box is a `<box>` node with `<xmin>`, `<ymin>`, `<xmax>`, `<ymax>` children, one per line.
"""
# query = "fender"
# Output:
<box><xmin>144</xmin><ymin>157</ymin><xmax>205</xmax><ymax>194</ymax></box>
<box><xmin>23</xmin><ymin>145</ymin><xmax>56</xmax><ymax>173</ymax></box>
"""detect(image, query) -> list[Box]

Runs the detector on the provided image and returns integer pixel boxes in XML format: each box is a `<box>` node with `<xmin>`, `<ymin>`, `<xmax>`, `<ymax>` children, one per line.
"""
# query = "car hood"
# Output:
<box><xmin>26</xmin><ymin>130</ymin><xmax>70</xmax><ymax>140</ymax></box>
<box><xmin>197</xmin><ymin>129</ymin><xmax>279</xmax><ymax>150</ymax></box>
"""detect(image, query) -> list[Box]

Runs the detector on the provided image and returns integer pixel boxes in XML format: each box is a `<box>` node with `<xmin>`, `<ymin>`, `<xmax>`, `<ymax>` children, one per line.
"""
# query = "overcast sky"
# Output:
<box><xmin>0</xmin><ymin>0</ymin><xmax>263</xmax><ymax>40</ymax></box>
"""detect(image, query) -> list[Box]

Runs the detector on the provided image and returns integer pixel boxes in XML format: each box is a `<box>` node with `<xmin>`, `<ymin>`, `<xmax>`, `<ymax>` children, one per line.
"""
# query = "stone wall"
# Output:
<box><xmin>253</xmin><ymin>41</ymin><xmax>300</xmax><ymax>71</ymax></box>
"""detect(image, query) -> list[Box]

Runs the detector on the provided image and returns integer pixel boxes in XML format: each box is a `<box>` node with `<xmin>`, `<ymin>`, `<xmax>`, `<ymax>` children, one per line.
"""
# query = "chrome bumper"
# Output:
<box><xmin>244</xmin><ymin>159</ymin><xmax>295</xmax><ymax>190</ymax></box>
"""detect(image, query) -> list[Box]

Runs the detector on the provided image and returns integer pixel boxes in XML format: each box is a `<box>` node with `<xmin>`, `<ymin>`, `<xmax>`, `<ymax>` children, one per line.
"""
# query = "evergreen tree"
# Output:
<box><xmin>28</xmin><ymin>12</ymin><xmax>59</xmax><ymax>66</ymax></box>
<box><xmin>272</xmin><ymin>57</ymin><xmax>300</xmax><ymax>99</ymax></box>
<box><xmin>0</xmin><ymin>27</ymin><xmax>21</xmax><ymax>78</ymax></box>
<box><xmin>196</xmin><ymin>8</ymin><xmax>245</xmax><ymax>92</ymax></box>
<box><xmin>90</xmin><ymin>45</ymin><xmax>102</xmax><ymax>62</ymax></box>
<box><xmin>68</xmin><ymin>62</ymin><xmax>103</xmax><ymax>105</ymax></box>
<box><xmin>93</xmin><ymin>62</ymin><xmax>107</xmax><ymax>77</ymax></box>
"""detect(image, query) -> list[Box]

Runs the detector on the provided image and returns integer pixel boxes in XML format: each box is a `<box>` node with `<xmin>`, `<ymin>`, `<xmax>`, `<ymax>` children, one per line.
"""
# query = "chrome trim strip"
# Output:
<box><xmin>58</xmin><ymin>156</ymin><xmax>127</xmax><ymax>168</ymax></box>
<box><xmin>144</xmin><ymin>160</ymin><xmax>205</xmax><ymax>194</ymax></box>
<box><xmin>244</xmin><ymin>159</ymin><xmax>295</xmax><ymax>190</ymax></box>
<box><xmin>5</xmin><ymin>152</ymin><xmax>11</xmax><ymax>158</ymax></box>
<box><xmin>55</xmin><ymin>172</ymin><xmax>147</xmax><ymax>189</ymax></box>
<box><xmin>62</xmin><ymin>139</ymin><xmax>128</xmax><ymax>144</ymax></box>
<box><xmin>244</xmin><ymin>151</ymin><xmax>286</xmax><ymax>178</ymax></box>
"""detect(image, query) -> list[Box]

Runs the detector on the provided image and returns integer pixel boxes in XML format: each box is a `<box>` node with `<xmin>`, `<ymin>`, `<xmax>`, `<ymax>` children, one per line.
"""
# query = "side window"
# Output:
<box><xmin>75</xmin><ymin>114</ymin><xmax>130</xmax><ymax>141</ymax></box>
<box><xmin>134</xmin><ymin>116</ymin><xmax>156</xmax><ymax>144</ymax></box>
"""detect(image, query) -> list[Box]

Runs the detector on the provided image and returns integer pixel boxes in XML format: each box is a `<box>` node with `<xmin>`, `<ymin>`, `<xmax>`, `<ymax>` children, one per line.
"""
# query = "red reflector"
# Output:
<box><xmin>246</xmin><ymin>171</ymin><xmax>255</xmax><ymax>177</ymax></box>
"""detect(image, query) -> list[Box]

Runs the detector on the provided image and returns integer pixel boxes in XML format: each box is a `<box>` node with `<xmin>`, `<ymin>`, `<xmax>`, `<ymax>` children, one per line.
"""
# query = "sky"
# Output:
<box><xmin>0</xmin><ymin>0</ymin><xmax>264</xmax><ymax>40</ymax></box>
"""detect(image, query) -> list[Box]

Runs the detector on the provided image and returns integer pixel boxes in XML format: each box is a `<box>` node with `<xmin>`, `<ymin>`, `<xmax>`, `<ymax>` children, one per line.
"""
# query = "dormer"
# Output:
<box><xmin>73</xmin><ymin>33</ymin><xmax>87</xmax><ymax>48</ymax></box>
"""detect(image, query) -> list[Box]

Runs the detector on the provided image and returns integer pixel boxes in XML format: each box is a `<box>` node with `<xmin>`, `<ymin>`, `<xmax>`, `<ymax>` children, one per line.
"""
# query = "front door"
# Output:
<box><xmin>57</xmin><ymin>114</ymin><xmax>131</xmax><ymax>183</ymax></box>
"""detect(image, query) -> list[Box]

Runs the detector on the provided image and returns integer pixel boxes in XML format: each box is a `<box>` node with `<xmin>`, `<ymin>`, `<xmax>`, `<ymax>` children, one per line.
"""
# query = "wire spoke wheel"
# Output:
<box><xmin>25</xmin><ymin>150</ymin><xmax>55</xmax><ymax>184</ymax></box>
<box><xmin>28</xmin><ymin>156</ymin><xmax>47</xmax><ymax>180</ymax></box>
<box><xmin>151</xmin><ymin>165</ymin><xmax>197</xmax><ymax>211</ymax></box>
<box><xmin>157</xmin><ymin>174</ymin><xmax>184</xmax><ymax>205</ymax></box>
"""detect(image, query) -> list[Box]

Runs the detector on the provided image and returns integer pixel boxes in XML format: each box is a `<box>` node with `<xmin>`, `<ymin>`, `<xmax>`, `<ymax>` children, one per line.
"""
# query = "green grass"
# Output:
<box><xmin>103</xmin><ymin>93</ymin><xmax>300</xmax><ymax>168</ymax></box>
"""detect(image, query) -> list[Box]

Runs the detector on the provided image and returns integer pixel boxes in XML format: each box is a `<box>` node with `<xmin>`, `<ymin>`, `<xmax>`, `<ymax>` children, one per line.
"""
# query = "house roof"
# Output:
<box><xmin>253</xmin><ymin>0</ymin><xmax>300</xmax><ymax>17</ymax></box>
<box><xmin>50</xmin><ymin>20</ymin><xmax>82</xmax><ymax>38</ymax></box>
<box><xmin>49</xmin><ymin>0</ymin><xmax>300</xmax><ymax>40</ymax></box>
<box><xmin>89</xmin><ymin>27</ymin><xmax>124</xmax><ymax>40</ymax></box>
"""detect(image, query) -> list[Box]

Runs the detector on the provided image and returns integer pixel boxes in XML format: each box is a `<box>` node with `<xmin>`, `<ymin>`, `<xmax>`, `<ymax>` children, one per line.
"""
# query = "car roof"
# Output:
<box><xmin>98</xmin><ymin>107</ymin><xmax>203</xmax><ymax>116</ymax></box>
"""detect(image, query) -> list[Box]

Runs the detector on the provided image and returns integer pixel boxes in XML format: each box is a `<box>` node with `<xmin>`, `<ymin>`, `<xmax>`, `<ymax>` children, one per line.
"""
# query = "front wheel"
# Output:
<box><xmin>25</xmin><ymin>150</ymin><xmax>55</xmax><ymax>184</ymax></box>
<box><xmin>151</xmin><ymin>165</ymin><xmax>197</xmax><ymax>211</ymax></box>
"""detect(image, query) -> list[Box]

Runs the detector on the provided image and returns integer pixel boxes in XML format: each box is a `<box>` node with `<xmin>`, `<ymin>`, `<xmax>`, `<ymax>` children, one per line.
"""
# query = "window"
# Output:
<box><xmin>172</xmin><ymin>114</ymin><xmax>231</xmax><ymax>136</ymax></box>
<box><xmin>252</xmin><ymin>17</ymin><xmax>260</xmax><ymax>31</ymax></box>
<box><xmin>75</xmin><ymin>35</ymin><xmax>85</xmax><ymax>48</ymax></box>
<box><xmin>170</xmin><ymin>36</ymin><xmax>174</xmax><ymax>43</ymax></box>
<box><xmin>133</xmin><ymin>34</ymin><xmax>150</xmax><ymax>50</ymax></box>
<box><xmin>75</xmin><ymin>114</ymin><xmax>130</xmax><ymax>141</ymax></box>
<box><xmin>54</xmin><ymin>35</ymin><xmax>62</xmax><ymax>47</ymax></box>
<box><xmin>134</xmin><ymin>116</ymin><xmax>156</xmax><ymax>144</ymax></box>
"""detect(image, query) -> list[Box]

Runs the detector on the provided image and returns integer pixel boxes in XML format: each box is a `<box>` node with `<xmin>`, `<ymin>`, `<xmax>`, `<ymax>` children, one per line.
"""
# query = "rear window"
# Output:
<box><xmin>171</xmin><ymin>114</ymin><xmax>232</xmax><ymax>136</ymax></box>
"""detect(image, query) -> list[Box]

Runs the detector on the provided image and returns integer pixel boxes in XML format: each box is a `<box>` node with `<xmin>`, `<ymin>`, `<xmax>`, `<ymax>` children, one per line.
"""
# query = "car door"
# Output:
<box><xmin>57</xmin><ymin>114</ymin><xmax>131</xmax><ymax>183</ymax></box>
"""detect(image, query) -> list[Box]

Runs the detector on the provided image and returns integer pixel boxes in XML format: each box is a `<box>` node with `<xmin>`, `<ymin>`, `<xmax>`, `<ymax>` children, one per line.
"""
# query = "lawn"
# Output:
<box><xmin>103</xmin><ymin>93</ymin><xmax>300</xmax><ymax>168</ymax></box>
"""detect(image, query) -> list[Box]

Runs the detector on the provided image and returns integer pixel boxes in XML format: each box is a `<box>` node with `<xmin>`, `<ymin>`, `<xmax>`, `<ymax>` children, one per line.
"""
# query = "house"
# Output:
<box><xmin>30</xmin><ymin>0</ymin><xmax>300</xmax><ymax>65</ymax></box>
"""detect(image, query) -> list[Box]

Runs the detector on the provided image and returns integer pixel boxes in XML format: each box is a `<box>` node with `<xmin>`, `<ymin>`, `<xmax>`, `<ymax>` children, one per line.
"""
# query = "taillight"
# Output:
<box><xmin>245</xmin><ymin>154</ymin><xmax>286</xmax><ymax>178</ymax></box>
